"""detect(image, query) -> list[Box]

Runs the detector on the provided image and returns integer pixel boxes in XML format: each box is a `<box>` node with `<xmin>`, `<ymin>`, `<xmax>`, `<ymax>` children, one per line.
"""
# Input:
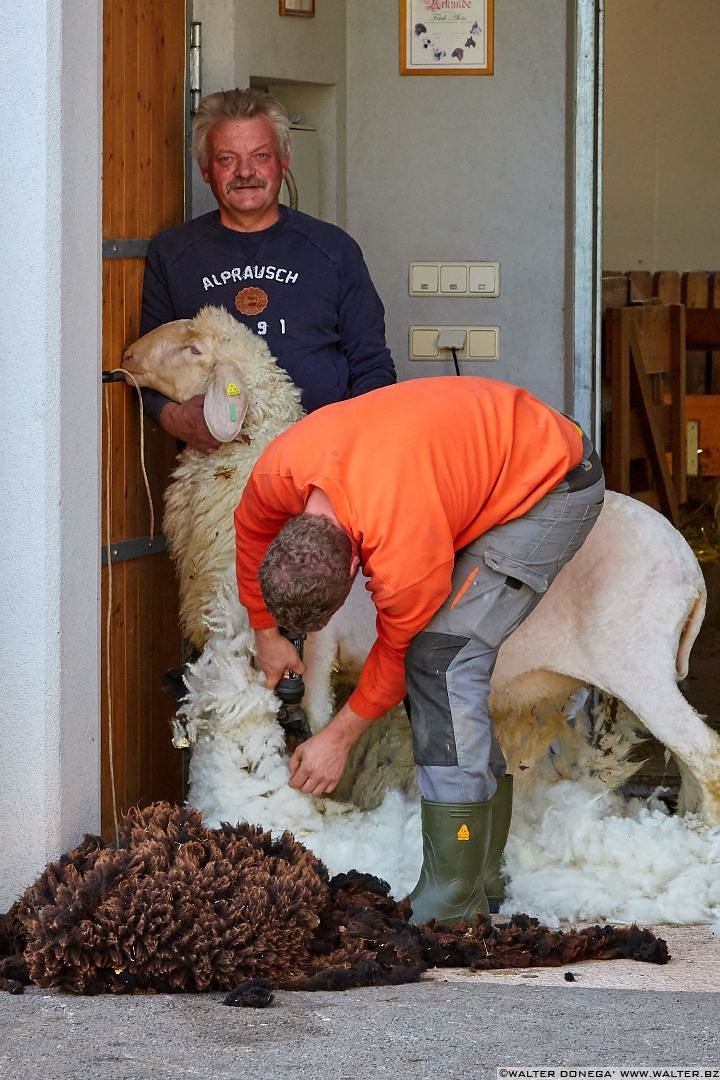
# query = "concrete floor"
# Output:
<box><xmin>1</xmin><ymin>925</ymin><xmax>718</xmax><ymax>1080</ymax></box>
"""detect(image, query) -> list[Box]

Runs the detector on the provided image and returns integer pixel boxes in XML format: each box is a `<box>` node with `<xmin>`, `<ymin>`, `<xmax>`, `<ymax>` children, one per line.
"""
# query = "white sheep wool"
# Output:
<box><xmin>178</xmin><ymin>577</ymin><xmax>423</xmax><ymax>892</ymax></box>
<box><xmin>179</xmin><ymin>576</ymin><xmax>720</xmax><ymax>928</ymax></box>
<box><xmin>504</xmin><ymin>776</ymin><xmax>720</xmax><ymax>927</ymax></box>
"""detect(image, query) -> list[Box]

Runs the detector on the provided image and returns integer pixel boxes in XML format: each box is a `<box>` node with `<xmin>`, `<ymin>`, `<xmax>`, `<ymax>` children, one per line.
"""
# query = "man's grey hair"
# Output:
<box><xmin>192</xmin><ymin>87</ymin><xmax>291</xmax><ymax>167</ymax></box>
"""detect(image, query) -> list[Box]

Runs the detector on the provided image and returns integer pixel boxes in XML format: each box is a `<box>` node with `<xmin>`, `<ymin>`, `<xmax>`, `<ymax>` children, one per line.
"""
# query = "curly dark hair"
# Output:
<box><xmin>259</xmin><ymin>514</ymin><xmax>354</xmax><ymax>633</ymax></box>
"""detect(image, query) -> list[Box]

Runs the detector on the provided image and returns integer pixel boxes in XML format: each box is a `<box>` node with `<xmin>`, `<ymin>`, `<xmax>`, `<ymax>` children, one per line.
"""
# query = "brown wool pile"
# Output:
<box><xmin>0</xmin><ymin>802</ymin><xmax>668</xmax><ymax>1000</ymax></box>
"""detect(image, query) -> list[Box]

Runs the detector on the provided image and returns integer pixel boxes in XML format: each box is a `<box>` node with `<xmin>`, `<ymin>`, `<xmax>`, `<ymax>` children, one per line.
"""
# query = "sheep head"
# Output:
<box><xmin>123</xmin><ymin>306</ymin><xmax>303</xmax><ymax>442</ymax></box>
<box><xmin>123</xmin><ymin>317</ymin><xmax>217</xmax><ymax>400</ymax></box>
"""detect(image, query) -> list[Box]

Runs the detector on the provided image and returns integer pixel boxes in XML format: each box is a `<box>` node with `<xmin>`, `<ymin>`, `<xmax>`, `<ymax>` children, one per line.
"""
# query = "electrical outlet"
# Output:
<box><xmin>409</xmin><ymin>326</ymin><xmax>499</xmax><ymax>360</ymax></box>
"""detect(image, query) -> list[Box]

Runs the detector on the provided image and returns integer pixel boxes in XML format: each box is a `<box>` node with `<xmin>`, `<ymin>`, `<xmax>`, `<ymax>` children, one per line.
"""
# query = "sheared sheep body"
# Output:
<box><xmin>490</xmin><ymin>489</ymin><xmax>719</xmax><ymax>819</ymax></box>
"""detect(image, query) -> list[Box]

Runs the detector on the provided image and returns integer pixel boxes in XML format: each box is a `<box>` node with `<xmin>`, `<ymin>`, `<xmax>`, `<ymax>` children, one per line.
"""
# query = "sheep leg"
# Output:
<box><xmin>609</xmin><ymin>678</ymin><xmax>720</xmax><ymax>822</ymax></box>
<box><xmin>674</xmin><ymin>758</ymin><xmax>704</xmax><ymax>817</ymax></box>
<box><xmin>301</xmin><ymin>629</ymin><xmax>337</xmax><ymax>733</ymax></box>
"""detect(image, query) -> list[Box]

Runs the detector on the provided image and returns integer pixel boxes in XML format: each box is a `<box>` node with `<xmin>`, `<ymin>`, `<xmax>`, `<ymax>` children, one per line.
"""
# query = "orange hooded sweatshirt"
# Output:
<box><xmin>235</xmin><ymin>377</ymin><xmax>582</xmax><ymax>721</ymax></box>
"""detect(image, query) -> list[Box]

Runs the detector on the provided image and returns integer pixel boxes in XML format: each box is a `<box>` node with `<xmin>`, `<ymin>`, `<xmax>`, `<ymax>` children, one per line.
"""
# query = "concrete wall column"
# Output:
<box><xmin>0</xmin><ymin>0</ymin><xmax>102</xmax><ymax>907</ymax></box>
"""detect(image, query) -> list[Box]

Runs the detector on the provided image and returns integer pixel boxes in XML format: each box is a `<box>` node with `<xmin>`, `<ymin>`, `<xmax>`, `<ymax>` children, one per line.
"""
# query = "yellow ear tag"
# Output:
<box><xmin>226</xmin><ymin>383</ymin><xmax>242</xmax><ymax>421</ymax></box>
<box><xmin>456</xmin><ymin>823</ymin><xmax>470</xmax><ymax>841</ymax></box>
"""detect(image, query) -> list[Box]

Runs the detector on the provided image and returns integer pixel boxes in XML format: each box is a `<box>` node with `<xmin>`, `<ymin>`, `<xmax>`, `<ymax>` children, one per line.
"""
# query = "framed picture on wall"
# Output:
<box><xmin>400</xmin><ymin>0</ymin><xmax>494</xmax><ymax>75</ymax></box>
<box><xmin>279</xmin><ymin>0</ymin><xmax>315</xmax><ymax>16</ymax></box>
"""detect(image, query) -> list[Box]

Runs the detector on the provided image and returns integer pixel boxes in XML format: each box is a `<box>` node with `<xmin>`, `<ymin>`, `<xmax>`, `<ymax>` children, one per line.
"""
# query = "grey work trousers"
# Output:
<box><xmin>404</xmin><ymin>469</ymin><xmax>606</xmax><ymax>804</ymax></box>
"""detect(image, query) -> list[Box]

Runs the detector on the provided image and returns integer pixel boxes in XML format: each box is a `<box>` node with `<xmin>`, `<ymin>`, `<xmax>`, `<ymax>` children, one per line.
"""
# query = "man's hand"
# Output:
<box><xmin>288</xmin><ymin>702</ymin><xmax>374</xmax><ymax>796</ymax></box>
<box><xmin>254</xmin><ymin>627</ymin><xmax>305</xmax><ymax>690</ymax></box>
<box><xmin>160</xmin><ymin>395</ymin><xmax>221</xmax><ymax>454</ymax></box>
<box><xmin>288</xmin><ymin>726</ymin><xmax>352</xmax><ymax>796</ymax></box>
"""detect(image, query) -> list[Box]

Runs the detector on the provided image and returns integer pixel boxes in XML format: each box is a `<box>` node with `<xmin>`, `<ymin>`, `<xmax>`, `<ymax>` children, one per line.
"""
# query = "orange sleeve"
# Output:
<box><xmin>348</xmin><ymin>563</ymin><xmax>455</xmax><ymax>720</ymax></box>
<box><xmin>234</xmin><ymin>473</ymin><xmax>305</xmax><ymax>628</ymax></box>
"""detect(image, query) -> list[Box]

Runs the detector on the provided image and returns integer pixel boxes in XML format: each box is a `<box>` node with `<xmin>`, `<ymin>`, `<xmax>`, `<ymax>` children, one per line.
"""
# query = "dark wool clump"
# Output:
<box><xmin>0</xmin><ymin>802</ymin><xmax>669</xmax><ymax>999</ymax></box>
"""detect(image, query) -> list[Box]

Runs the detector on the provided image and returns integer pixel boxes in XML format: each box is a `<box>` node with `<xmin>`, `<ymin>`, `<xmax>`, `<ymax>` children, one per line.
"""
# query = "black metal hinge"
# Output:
<box><xmin>101</xmin><ymin>535</ymin><xmax>167</xmax><ymax>565</ymax></box>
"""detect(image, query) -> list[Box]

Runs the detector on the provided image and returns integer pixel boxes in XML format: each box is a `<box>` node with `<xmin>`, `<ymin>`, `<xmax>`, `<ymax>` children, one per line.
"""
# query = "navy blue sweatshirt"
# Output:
<box><xmin>140</xmin><ymin>206</ymin><xmax>396</xmax><ymax>417</ymax></box>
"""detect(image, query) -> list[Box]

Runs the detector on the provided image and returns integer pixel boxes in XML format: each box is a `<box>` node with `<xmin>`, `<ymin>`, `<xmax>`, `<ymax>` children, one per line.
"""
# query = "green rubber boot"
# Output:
<box><xmin>484</xmin><ymin>774</ymin><xmax>513</xmax><ymax>913</ymax></box>
<box><xmin>408</xmin><ymin>799</ymin><xmax>492</xmax><ymax>927</ymax></box>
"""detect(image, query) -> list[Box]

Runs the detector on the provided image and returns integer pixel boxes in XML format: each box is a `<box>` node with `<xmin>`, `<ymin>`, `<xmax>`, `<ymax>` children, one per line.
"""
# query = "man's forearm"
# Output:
<box><xmin>347</xmin><ymin>345</ymin><xmax>397</xmax><ymax>397</ymax></box>
<box><xmin>141</xmin><ymin>387</ymin><xmax>172</xmax><ymax>423</ymax></box>
<box><xmin>158</xmin><ymin>396</ymin><xmax>221</xmax><ymax>453</ymax></box>
<box><xmin>323</xmin><ymin>700</ymin><xmax>377</xmax><ymax>749</ymax></box>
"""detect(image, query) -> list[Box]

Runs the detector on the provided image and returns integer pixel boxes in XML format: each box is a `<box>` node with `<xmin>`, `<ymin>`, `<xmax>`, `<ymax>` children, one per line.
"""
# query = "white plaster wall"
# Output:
<box><xmin>603</xmin><ymin>0</ymin><xmax>720</xmax><ymax>271</ymax></box>
<box><xmin>0</xmin><ymin>0</ymin><xmax>101</xmax><ymax>906</ymax></box>
<box><xmin>346</xmin><ymin>0</ymin><xmax>572</xmax><ymax>403</ymax></box>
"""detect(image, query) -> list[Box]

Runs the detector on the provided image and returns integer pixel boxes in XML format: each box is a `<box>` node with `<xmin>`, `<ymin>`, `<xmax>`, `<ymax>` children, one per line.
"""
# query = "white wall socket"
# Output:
<box><xmin>409</xmin><ymin>326</ymin><xmax>499</xmax><ymax>361</ymax></box>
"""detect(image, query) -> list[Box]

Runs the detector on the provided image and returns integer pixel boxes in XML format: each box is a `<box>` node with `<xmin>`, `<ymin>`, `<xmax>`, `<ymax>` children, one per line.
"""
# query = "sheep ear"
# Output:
<box><xmin>203</xmin><ymin>363</ymin><xmax>249</xmax><ymax>443</ymax></box>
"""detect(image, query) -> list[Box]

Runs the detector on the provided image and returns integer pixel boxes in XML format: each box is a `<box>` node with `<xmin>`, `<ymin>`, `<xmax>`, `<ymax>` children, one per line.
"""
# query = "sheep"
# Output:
<box><xmin>490</xmin><ymin>489</ymin><xmax>718</xmax><ymax>818</ymax></box>
<box><xmin>122</xmin><ymin>307</ymin><xmax>720</xmax><ymax>920</ymax></box>
<box><xmin>122</xmin><ymin>305</ymin><xmax>303</xmax><ymax>651</ymax></box>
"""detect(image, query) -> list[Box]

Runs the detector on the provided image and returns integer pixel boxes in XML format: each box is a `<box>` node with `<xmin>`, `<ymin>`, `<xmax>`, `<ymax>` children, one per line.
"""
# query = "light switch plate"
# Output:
<box><xmin>409</xmin><ymin>263</ymin><xmax>439</xmax><ymax>294</ymax></box>
<box><xmin>439</xmin><ymin>263</ymin><xmax>468</xmax><ymax>294</ymax></box>
<box><xmin>409</xmin><ymin>261</ymin><xmax>499</xmax><ymax>297</ymax></box>
<box><xmin>468</xmin><ymin>263</ymin><xmax>498</xmax><ymax>295</ymax></box>
<box><xmin>467</xmin><ymin>328</ymin><xmax>499</xmax><ymax>358</ymax></box>
<box><xmin>410</xmin><ymin>327</ymin><xmax>440</xmax><ymax>358</ymax></box>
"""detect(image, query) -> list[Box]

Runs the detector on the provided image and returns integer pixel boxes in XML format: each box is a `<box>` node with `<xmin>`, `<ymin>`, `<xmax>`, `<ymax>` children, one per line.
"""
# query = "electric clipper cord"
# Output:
<box><xmin>275</xmin><ymin>628</ymin><xmax>311</xmax><ymax>739</ymax></box>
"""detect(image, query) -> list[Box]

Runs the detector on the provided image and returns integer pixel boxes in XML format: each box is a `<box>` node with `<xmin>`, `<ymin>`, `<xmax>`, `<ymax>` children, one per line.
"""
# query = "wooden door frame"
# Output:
<box><xmin>101</xmin><ymin>0</ymin><xmax>188</xmax><ymax>837</ymax></box>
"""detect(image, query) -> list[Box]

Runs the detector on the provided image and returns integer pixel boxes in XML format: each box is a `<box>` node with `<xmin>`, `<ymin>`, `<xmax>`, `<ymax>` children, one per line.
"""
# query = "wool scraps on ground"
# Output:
<box><xmin>504</xmin><ymin>777</ymin><xmax>720</xmax><ymax>926</ymax></box>
<box><xmin>0</xmin><ymin>802</ymin><xmax>668</xmax><ymax>999</ymax></box>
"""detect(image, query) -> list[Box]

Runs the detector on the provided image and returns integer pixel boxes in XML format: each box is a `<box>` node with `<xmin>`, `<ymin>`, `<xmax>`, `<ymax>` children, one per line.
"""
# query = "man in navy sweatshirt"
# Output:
<box><xmin>141</xmin><ymin>87</ymin><xmax>396</xmax><ymax>452</ymax></box>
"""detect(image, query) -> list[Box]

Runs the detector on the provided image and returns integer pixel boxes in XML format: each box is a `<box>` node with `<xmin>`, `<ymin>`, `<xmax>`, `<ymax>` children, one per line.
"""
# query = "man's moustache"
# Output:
<box><xmin>227</xmin><ymin>180</ymin><xmax>267</xmax><ymax>192</ymax></box>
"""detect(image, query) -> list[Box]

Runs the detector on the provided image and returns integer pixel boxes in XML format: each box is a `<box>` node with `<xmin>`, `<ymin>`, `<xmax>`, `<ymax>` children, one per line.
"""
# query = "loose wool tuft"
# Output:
<box><xmin>504</xmin><ymin>777</ymin><xmax>720</xmax><ymax>927</ymax></box>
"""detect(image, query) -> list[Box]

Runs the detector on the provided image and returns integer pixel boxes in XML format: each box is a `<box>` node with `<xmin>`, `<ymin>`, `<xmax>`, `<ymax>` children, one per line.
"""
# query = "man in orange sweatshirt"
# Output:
<box><xmin>235</xmin><ymin>376</ymin><xmax>604</xmax><ymax>925</ymax></box>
